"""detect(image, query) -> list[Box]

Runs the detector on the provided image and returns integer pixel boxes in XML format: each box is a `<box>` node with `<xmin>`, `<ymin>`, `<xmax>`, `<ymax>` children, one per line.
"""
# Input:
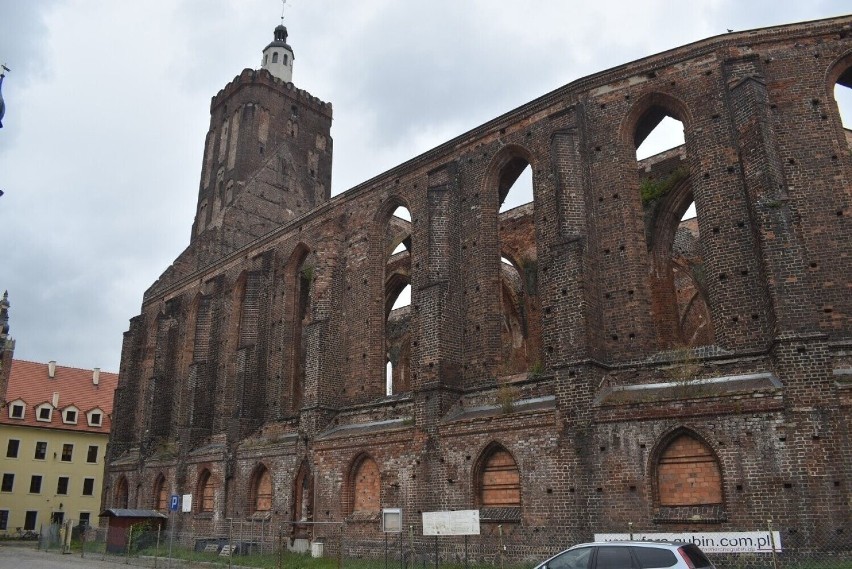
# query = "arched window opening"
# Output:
<box><xmin>385</xmin><ymin>205</ymin><xmax>412</xmax><ymax>396</ymax></box>
<box><xmin>289</xmin><ymin>248</ymin><xmax>313</xmax><ymax>413</ymax></box>
<box><xmin>493</xmin><ymin>153</ymin><xmax>539</xmax><ymax>377</ymax></box>
<box><xmin>272</xmin><ymin>52</ymin><xmax>278</xmax><ymax>64</ymax></box>
<box><xmin>249</xmin><ymin>465</ymin><xmax>273</xmax><ymax>513</ymax></box>
<box><xmin>114</xmin><ymin>477</ymin><xmax>129</xmax><ymax>509</ymax></box>
<box><xmin>834</xmin><ymin>68</ymin><xmax>852</xmax><ymax>144</ymax></box>
<box><xmin>476</xmin><ymin>444</ymin><xmax>521</xmax><ymax>508</ymax></box>
<box><xmin>499</xmin><ymin>163</ymin><xmax>532</xmax><ymax>213</ymax></box>
<box><xmin>671</xmin><ymin>215</ymin><xmax>713</xmax><ymax>347</ymax></box>
<box><xmin>292</xmin><ymin>461</ymin><xmax>314</xmax><ymax>538</ymax></box>
<box><xmin>197</xmin><ymin>470</ymin><xmax>214</xmax><ymax>513</ymax></box>
<box><xmin>636</xmin><ymin>106</ymin><xmax>712</xmax><ymax>349</ymax></box>
<box><xmin>636</xmin><ymin>115</ymin><xmax>685</xmax><ymax>161</ymax></box>
<box><xmin>656</xmin><ymin>433</ymin><xmax>722</xmax><ymax>506</ymax></box>
<box><xmin>153</xmin><ymin>475</ymin><xmax>168</xmax><ymax>511</ymax></box>
<box><xmin>344</xmin><ymin>455</ymin><xmax>381</xmax><ymax>516</ymax></box>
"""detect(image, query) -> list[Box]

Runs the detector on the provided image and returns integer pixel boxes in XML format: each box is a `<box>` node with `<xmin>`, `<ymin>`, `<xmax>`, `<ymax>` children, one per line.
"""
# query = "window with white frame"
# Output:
<box><xmin>36</xmin><ymin>404</ymin><xmax>53</xmax><ymax>422</ymax></box>
<box><xmin>63</xmin><ymin>406</ymin><xmax>79</xmax><ymax>424</ymax></box>
<box><xmin>8</xmin><ymin>400</ymin><xmax>25</xmax><ymax>419</ymax></box>
<box><xmin>87</xmin><ymin>408</ymin><xmax>104</xmax><ymax>427</ymax></box>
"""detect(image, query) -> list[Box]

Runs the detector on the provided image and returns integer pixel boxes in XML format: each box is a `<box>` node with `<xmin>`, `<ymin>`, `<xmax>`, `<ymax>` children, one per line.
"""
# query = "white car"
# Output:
<box><xmin>534</xmin><ymin>541</ymin><xmax>716</xmax><ymax>569</ymax></box>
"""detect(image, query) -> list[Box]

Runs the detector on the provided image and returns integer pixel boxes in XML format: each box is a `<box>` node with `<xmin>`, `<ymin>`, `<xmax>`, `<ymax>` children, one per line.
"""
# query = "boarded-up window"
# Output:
<box><xmin>252</xmin><ymin>467</ymin><xmax>272</xmax><ymax>512</ymax></box>
<box><xmin>353</xmin><ymin>457</ymin><xmax>380</xmax><ymax>512</ymax></box>
<box><xmin>657</xmin><ymin>434</ymin><xmax>722</xmax><ymax>506</ymax></box>
<box><xmin>154</xmin><ymin>476</ymin><xmax>168</xmax><ymax>511</ymax></box>
<box><xmin>480</xmin><ymin>448</ymin><xmax>521</xmax><ymax>507</ymax></box>
<box><xmin>198</xmin><ymin>470</ymin><xmax>214</xmax><ymax>513</ymax></box>
<box><xmin>115</xmin><ymin>477</ymin><xmax>129</xmax><ymax>509</ymax></box>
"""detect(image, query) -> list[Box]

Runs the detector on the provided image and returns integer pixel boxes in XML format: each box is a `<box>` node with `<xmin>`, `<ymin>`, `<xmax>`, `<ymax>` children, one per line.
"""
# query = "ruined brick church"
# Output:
<box><xmin>106</xmin><ymin>15</ymin><xmax>851</xmax><ymax>556</ymax></box>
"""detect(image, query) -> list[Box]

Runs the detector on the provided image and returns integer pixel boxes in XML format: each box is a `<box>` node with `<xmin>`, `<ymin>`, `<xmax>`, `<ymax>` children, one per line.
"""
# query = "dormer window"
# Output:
<box><xmin>63</xmin><ymin>407</ymin><xmax>79</xmax><ymax>424</ymax></box>
<box><xmin>8</xmin><ymin>401</ymin><xmax>25</xmax><ymax>419</ymax></box>
<box><xmin>87</xmin><ymin>408</ymin><xmax>104</xmax><ymax>427</ymax></box>
<box><xmin>36</xmin><ymin>404</ymin><xmax>53</xmax><ymax>422</ymax></box>
<box><xmin>272</xmin><ymin>52</ymin><xmax>278</xmax><ymax>64</ymax></box>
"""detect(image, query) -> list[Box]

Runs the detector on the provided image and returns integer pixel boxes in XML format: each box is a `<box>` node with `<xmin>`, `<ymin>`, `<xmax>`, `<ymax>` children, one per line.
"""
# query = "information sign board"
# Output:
<box><xmin>422</xmin><ymin>510</ymin><xmax>480</xmax><ymax>536</ymax></box>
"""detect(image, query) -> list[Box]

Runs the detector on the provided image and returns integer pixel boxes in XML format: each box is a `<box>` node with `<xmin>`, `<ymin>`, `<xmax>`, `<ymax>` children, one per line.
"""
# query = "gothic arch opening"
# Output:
<box><xmin>343</xmin><ymin>454</ymin><xmax>381</xmax><ymax>516</ymax></box>
<box><xmin>286</xmin><ymin>245</ymin><xmax>313</xmax><ymax>413</ymax></box>
<box><xmin>632</xmin><ymin>98</ymin><xmax>712</xmax><ymax>349</ymax></box>
<box><xmin>114</xmin><ymin>476</ymin><xmax>129</xmax><ymax>509</ymax></box>
<box><xmin>382</xmin><ymin>203</ymin><xmax>412</xmax><ymax>396</ymax></box>
<box><xmin>489</xmin><ymin>147</ymin><xmax>540</xmax><ymax>376</ymax></box>
<box><xmin>828</xmin><ymin>54</ymin><xmax>852</xmax><ymax>148</ymax></box>
<box><xmin>653</xmin><ymin>429</ymin><xmax>723</xmax><ymax>507</ymax></box>
<box><xmin>197</xmin><ymin>469</ymin><xmax>215</xmax><ymax>513</ymax></box>
<box><xmin>474</xmin><ymin>443</ymin><xmax>521</xmax><ymax>508</ymax></box>
<box><xmin>292</xmin><ymin>461</ymin><xmax>314</xmax><ymax>538</ymax></box>
<box><xmin>249</xmin><ymin>464</ymin><xmax>273</xmax><ymax>514</ymax></box>
<box><xmin>153</xmin><ymin>474</ymin><xmax>168</xmax><ymax>511</ymax></box>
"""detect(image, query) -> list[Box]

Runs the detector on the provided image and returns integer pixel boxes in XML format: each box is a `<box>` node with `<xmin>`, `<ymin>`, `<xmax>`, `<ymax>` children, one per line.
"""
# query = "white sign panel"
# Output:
<box><xmin>181</xmin><ymin>494</ymin><xmax>193</xmax><ymax>513</ymax></box>
<box><xmin>383</xmin><ymin>508</ymin><xmax>402</xmax><ymax>533</ymax></box>
<box><xmin>422</xmin><ymin>510</ymin><xmax>480</xmax><ymax>536</ymax></box>
<box><xmin>594</xmin><ymin>532</ymin><xmax>782</xmax><ymax>554</ymax></box>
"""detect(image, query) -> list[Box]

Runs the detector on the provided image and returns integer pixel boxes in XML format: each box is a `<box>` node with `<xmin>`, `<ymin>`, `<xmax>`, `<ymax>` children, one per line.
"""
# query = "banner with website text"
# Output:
<box><xmin>594</xmin><ymin>532</ymin><xmax>782</xmax><ymax>553</ymax></box>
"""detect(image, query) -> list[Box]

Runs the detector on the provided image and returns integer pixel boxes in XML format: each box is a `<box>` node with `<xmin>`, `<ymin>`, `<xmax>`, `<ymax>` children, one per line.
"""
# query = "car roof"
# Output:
<box><xmin>571</xmin><ymin>541</ymin><xmax>688</xmax><ymax>547</ymax></box>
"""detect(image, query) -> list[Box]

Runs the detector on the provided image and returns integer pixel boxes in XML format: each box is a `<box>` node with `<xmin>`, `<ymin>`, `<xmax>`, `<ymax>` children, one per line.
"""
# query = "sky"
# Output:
<box><xmin>0</xmin><ymin>1</ymin><xmax>850</xmax><ymax>373</ymax></box>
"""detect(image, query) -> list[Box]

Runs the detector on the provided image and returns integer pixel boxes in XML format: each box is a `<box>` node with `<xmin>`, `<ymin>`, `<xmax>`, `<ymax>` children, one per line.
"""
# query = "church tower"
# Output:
<box><xmin>262</xmin><ymin>25</ymin><xmax>294</xmax><ymax>83</ymax></box>
<box><xmin>189</xmin><ymin>21</ymin><xmax>332</xmax><ymax>262</ymax></box>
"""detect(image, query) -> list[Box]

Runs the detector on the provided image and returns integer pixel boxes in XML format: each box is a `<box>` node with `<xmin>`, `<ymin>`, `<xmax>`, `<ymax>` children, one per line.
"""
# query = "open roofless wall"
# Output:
<box><xmin>106</xmin><ymin>16</ymin><xmax>852</xmax><ymax>559</ymax></box>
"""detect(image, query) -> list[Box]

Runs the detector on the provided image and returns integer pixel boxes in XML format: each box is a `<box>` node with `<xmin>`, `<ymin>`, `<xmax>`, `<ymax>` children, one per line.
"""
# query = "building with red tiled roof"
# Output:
<box><xmin>1</xmin><ymin>358</ymin><xmax>118</xmax><ymax>534</ymax></box>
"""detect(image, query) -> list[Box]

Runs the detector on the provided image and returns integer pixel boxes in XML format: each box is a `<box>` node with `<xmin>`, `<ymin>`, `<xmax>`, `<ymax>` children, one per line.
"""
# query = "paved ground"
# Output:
<box><xmin>0</xmin><ymin>544</ymin><xmax>145</xmax><ymax>569</ymax></box>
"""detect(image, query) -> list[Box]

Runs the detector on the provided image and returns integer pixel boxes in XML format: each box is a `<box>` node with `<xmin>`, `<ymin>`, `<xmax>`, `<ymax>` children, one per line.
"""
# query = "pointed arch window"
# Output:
<box><xmin>344</xmin><ymin>454</ymin><xmax>381</xmax><ymax>516</ymax></box>
<box><xmin>249</xmin><ymin>465</ymin><xmax>272</xmax><ymax>513</ymax></box>
<box><xmin>153</xmin><ymin>475</ymin><xmax>168</xmax><ymax>511</ymax></box>
<box><xmin>656</xmin><ymin>432</ymin><xmax>722</xmax><ymax>506</ymax></box>
<box><xmin>476</xmin><ymin>444</ymin><xmax>521</xmax><ymax>508</ymax></box>
<box><xmin>630</xmin><ymin>97</ymin><xmax>713</xmax><ymax>349</ymax></box>
<box><xmin>197</xmin><ymin>469</ymin><xmax>215</xmax><ymax>513</ymax></box>
<box><xmin>384</xmin><ymin>204</ymin><xmax>412</xmax><ymax>396</ymax></box>
<box><xmin>114</xmin><ymin>477</ymin><xmax>129</xmax><ymax>509</ymax></box>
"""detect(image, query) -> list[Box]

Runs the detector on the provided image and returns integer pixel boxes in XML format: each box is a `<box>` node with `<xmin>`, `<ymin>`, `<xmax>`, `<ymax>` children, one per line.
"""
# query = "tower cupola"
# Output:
<box><xmin>262</xmin><ymin>24</ymin><xmax>294</xmax><ymax>82</ymax></box>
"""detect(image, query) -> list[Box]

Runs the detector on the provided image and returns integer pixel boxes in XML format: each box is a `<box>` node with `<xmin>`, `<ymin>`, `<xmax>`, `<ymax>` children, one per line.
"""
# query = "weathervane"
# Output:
<box><xmin>280</xmin><ymin>0</ymin><xmax>291</xmax><ymax>24</ymax></box>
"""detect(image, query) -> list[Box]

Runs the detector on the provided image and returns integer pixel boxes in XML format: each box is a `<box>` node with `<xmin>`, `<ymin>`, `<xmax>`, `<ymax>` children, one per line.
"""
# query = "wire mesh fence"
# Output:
<box><xmin>19</xmin><ymin>518</ymin><xmax>852</xmax><ymax>569</ymax></box>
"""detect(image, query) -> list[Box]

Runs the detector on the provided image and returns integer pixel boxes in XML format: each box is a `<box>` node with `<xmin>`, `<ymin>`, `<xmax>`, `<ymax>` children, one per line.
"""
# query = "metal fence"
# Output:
<box><xmin>23</xmin><ymin>518</ymin><xmax>852</xmax><ymax>569</ymax></box>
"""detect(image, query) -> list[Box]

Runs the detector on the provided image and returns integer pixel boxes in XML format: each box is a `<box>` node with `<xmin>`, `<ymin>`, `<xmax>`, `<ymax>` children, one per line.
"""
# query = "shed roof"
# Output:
<box><xmin>99</xmin><ymin>509</ymin><xmax>168</xmax><ymax>519</ymax></box>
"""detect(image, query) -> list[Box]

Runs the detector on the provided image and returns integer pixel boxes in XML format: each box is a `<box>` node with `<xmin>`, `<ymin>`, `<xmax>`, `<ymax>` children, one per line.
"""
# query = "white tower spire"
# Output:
<box><xmin>261</xmin><ymin>21</ymin><xmax>294</xmax><ymax>83</ymax></box>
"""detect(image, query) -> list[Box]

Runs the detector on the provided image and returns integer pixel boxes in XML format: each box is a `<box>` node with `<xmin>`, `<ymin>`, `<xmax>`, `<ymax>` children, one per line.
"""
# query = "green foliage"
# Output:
<box><xmin>527</xmin><ymin>360</ymin><xmax>544</xmax><ymax>380</ymax></box>
<box><xmin>497</xmin><ymin>383</ymin><xmax>519</xmax><ymax>414</ymax></box>
<box><xmin>301</xmin><ymin>264</ymin><xmax>316</xmax><ymax>282</ymax></box>
<box><xmin>640</xmin><ymin>166</ymin><xmax>688</xmax><ymax>204</ymax></box>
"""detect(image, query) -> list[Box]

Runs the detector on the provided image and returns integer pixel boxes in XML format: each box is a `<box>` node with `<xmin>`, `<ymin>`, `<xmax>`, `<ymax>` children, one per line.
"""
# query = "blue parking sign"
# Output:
<box><xmin>170</xmin><ymin>494</ymin><xmax>180</xmax><ymax>512</ymax></box>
